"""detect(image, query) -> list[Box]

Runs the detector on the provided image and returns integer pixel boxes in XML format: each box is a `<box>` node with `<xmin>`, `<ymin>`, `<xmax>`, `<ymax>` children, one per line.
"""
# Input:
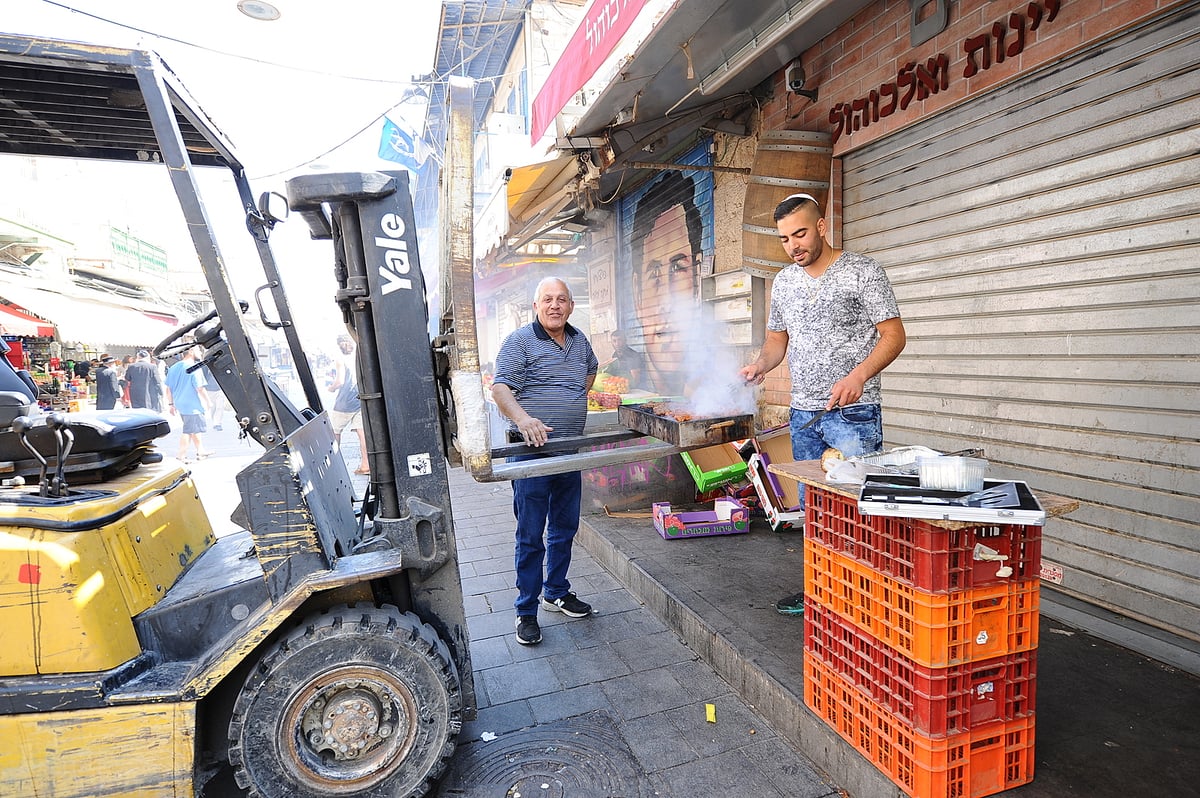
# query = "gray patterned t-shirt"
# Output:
<box><xmin>766</xmin><ymin>251</ymin><xmax>900</xmax><ymax>410</ymax></box>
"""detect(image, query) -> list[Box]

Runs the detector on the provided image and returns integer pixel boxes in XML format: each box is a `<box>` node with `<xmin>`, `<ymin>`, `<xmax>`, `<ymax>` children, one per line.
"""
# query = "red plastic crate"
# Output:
<box><xmin>805</xmin><ymin>653</ymin><xmax>1036</xmax><ymax>798</ymax></box>
<box><xmin>804</xmin><ymin>600</ymin><xmax>1037</xmax><ymax>736</ymax></box>
<box><xmin>805</xmin><ymin>538</ymin><xmax>1040</xmax><ymax>668</ymax></box>
<box><xmin>806</xmin><ymin>485</ymin><xmax>1042</xmax><ymax>593</ymax></box>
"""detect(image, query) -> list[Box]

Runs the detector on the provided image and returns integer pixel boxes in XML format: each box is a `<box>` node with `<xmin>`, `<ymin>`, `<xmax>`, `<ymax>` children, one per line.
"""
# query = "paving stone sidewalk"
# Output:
<box><xmin>164</xmin><ymin>413</ymin><xmax>841</xmax><ymax>795</ymax></box>
<box><xmin>442</xmin><ymin>467</ymin><xmax>840</xmax><ymax>798</ymax></box>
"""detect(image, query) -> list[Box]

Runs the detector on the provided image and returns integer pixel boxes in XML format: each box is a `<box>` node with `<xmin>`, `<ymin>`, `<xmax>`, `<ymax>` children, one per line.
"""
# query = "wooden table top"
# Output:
<box><xmin>767</xmin><ymin>459</ymin><xmax>1080</xmax><ymax>529</ymax></box>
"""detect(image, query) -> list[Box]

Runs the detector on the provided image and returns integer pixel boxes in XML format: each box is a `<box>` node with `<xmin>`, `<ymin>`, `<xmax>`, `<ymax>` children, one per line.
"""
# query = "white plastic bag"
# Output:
<box><xmin>825</xmin><ymin>459</ymin><xmax>891</xmax><ymax>485</ymax></box>
<box><xmin>825</xmin><ymin>445</ymin><xmax>943</xmax><ymax>486</ymax></box>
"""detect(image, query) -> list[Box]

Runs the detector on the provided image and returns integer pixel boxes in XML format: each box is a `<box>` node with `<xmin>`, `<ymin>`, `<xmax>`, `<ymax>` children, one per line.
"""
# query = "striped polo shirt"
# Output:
<box><xmin>494</xmin><ymin>319</ymin><xmax>598</xmax><ymax>438</ymax></box>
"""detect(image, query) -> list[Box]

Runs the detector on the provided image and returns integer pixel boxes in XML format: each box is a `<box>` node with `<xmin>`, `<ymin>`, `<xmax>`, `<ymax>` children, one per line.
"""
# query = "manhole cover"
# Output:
<box><xmin>437</xmin><ymin>710</ymin><xmax>657</xmax><ymax>798</ymax></box>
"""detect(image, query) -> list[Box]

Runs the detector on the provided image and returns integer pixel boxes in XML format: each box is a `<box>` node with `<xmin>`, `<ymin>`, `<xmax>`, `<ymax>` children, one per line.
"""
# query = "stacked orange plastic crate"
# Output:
<box><xmin>802</xmin><ymin>487</ymin><xmax>1042</xmax><ymax>798</ymax></box>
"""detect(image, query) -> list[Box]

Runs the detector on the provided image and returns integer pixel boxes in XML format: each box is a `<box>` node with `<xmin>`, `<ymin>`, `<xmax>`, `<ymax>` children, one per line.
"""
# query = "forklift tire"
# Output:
<box><xmin>228</xmin><ymin>603</ymin><xmax>462</xmax><ymax>797</ymax></box>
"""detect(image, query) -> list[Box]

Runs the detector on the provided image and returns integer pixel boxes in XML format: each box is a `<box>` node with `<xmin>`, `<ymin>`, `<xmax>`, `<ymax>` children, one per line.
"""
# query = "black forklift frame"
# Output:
<box><xmin>0</xmin><ymin>35</ymin><xmax>320</xmax><ymax>444</ymax></box>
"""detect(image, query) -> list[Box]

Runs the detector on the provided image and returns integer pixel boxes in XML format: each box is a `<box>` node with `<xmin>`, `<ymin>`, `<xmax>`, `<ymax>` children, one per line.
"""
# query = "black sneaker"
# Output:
<box><xmin>541</xmin><ymin>592</ymin><xmax>592</xmax><ymax>618</ymax></box>
<box><xmin>515</xmin><ymin>615</ymin><xmax>542</xmax><ymax>645</ymax></box>
<box><xmin>775</xmin><ymin>592</ymin><xmax>805</xmax><ymax>616</ymax></box>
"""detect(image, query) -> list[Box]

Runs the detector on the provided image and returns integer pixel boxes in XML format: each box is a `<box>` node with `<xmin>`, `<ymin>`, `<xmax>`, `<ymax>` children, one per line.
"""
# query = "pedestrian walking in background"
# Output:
<box><xmin>94</xmin><ymin>355</ymin><xmax>122</xmax><ymax>410</ymax></box>
<box><xmin>153</xmin><ymin>355</ymin><xmax>168</xmax><ymax>411</ymax></box>
<box><xmin>490</xmin><ymin>277</ymin><xmax>598</xmax><ymax>646</ymax></box>
<box><xmin>326</xmin><ymin>333</ymin><xmax>369</xmax><ymax>476</ymax></box>
<box><xmin>201</xmin><ymin>364</ymin><xmax>227</xmax><ymax>431</ymax></box>
<box><xmin>119</xmin><ymin>355</ymin><xmax>134</xmax><ymax>406</ymax></box>
<box><xmin>124</xmin><ymin>350</ymin><xmax>162</xmax><ymax>410</ymax></box>
<box><xmin>164</xmin><ymin>345</ymin><xmax>210</xmax><ymax>462</ymax></box>
<box><xmin>72</xmin><ymin>357</ymin><xmax>91</xmax><ymax>382</ymax></box>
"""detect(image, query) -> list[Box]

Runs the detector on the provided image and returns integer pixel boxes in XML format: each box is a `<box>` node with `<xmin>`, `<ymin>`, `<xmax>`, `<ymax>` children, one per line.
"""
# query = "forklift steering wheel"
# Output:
<box><xmin>154</xmin><ymin>301</ymin><xmax>249</xmax><ymax>360</ymax></box>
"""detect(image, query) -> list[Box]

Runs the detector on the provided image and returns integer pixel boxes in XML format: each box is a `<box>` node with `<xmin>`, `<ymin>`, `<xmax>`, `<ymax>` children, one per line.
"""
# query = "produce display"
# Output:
<box><xmin>592</xmin><ymin>373</ymin><xmax>628</xmax><ymax>395</ymax></box>
<box><xmin>587</xmin><ymin>372</ymin><xmax>628</xmax><ymax>411</ymax></box>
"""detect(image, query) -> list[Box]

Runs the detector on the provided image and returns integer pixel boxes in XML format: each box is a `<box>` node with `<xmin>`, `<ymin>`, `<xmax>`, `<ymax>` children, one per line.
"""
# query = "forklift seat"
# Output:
<box><xmin>0</xmin><ymin>343</ymin><xmax>167</xmax><ymax>467</ymax></box>
<box><xmin>0</xmin><ymin>339</ymin><xmax>40</xmax><ymax>428</ymax></box>
<box><xmin>0</xmin><ymin>351</ymin><xmax>168</xmax><ymax>483</ymax></box>
<box><xmin>0</xmin><ymin>408</ymin><xmax>170</xmax><ymax>475</ymax></box>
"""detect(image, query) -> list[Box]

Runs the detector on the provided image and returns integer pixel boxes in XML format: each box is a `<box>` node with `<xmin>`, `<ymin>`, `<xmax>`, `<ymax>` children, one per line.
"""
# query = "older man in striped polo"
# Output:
<box><xmin>491</xmin><ymin>276</ymin><xmax>599</xmax><ymax>645</ymax></box>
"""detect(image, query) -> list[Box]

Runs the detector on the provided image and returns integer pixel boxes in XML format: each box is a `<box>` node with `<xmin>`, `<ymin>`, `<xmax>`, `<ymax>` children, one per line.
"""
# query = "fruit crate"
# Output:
<box><xmin>806</xmin><ymin>484</ymin><xmax>1042</xmax><ymax>593</ymax></box>
<box><xmin>804</xmin><ymin>652</ymin><xmax>1036</xmax><ymax>798</ymax></box>
<box><xmin>805</xmin><ymin>538</ymin><xmax>1040</xmax><ymax>668</ymax></box>
<box><xmin>804</xmin><ymin>600</ymin><xmax>1037</xmax><ymax>736</ymax></box>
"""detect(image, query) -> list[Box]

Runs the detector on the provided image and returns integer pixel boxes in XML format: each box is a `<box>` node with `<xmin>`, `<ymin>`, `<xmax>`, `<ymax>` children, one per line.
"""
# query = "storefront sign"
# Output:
<box><xmin>110</xmin><ymin>227</ymin><xmax>168</xmax><ymax>274</ymax></box>
<box><xmin>829</xmin><ymin>0</ymin><xmax>1061</xmax><ymax>144</ymax></box>
<box><xmin>530</xmin><ymin>0</ymin><xmax>648</xmax><ymax>143</ymax></box>
<box><xmin>1040</xmin><ymin>561</ymin><xmax>1064</xmax><ymax>584</ymax></box>
<box><xmin>587</xmin><ymin>255</ymin><xmax>614</xmax><ymax>310</ymax></box>
<box><xmin>68</xmin><ymin>257</ymin><xmax>112</xmax><ymax>272</ymax></box>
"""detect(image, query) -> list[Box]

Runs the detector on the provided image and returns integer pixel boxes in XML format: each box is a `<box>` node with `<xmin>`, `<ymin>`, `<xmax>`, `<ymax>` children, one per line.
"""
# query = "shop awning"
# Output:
<box><xmin>0</xmin><ymin>285</ymin><xmax>178</xmax><ymax>349</ymax></box>
<box><xmin>566</xmin><ymin>0</ymin><xmax>872</xmax><ymax>139</ymax></box>
<box><xmin>555</xmin><ymin>0</ymin><xmax>872</xmax><ymax>202</ymax></box>
<box><xmin>0</xmin><ymin>303</ymin><xmax>55</xmax><ymax>337</ymax></box>
<box><xmin>506</xmin><ymin>155</ymin><xmax>583</xmax><ymax>245</ymax></box>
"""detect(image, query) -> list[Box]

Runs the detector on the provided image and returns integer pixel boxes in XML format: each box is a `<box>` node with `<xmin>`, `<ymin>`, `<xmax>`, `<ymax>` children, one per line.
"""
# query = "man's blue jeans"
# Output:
<box><xmin>511</xmin><ymin>467</ymin><xmax>582</xmax><ymax>616</ymax></box>
<box><xmin>788</xmin><ymin>403</ymin><xmax>883</xmax><ymax>507</ymax></box>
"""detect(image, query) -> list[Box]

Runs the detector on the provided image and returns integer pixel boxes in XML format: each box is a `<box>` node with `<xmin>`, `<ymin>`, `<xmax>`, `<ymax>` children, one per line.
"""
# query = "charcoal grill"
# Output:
<box><xmin>618</xmin><ymin>402</ymin><xmax>754</xmax><ymax>448</ymax></box>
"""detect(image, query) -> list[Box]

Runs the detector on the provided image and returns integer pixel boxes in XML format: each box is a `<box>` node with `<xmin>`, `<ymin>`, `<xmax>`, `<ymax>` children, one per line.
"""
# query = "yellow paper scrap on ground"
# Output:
<box><xmin>705</xmin><ymin>703</ymin><xmax>716</xmax><ymax>723</ymax></box>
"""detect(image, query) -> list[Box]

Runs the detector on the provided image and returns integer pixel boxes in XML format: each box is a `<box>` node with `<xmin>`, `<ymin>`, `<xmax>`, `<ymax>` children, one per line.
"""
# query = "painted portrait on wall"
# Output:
<box><xmin>617</xmin><ymin>142</ymin><xmax>715</xmax><ymax>396</ymax></box>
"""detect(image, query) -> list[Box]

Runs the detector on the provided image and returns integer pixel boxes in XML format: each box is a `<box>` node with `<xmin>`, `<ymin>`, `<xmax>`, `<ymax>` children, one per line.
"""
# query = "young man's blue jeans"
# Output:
<box><xmin>511</xmin><ymin>467</ymin><xmax>582</xmax><ymax>616</ymax></box>
<box><xmin>788</xmin><ymin>403</ymin><xmax>883</xmax><ymax>507</ymax></box>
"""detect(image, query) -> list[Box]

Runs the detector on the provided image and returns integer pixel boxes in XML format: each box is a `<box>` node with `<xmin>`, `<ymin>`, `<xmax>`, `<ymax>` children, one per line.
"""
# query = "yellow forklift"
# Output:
<box><xmin>0</xmin><ymin>35</ymin><xmax>473</xmax><ymax>797</ymax></box>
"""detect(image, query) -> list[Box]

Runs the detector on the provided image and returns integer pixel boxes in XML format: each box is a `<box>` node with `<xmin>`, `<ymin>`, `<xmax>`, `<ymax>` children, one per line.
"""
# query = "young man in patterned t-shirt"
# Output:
<box><xmin>740</xmin><ymin>193</ymin><xmax>906</xmax><ymax>614</ymax></box>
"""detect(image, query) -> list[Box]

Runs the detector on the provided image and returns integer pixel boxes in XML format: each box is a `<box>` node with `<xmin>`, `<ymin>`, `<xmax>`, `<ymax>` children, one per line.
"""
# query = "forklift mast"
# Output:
<box><xmin>283</xmin><ymin>171</ymin><xmax>468</xmax><ymax>639</ymax></box>
<box><xmin>285</xmin><ymin>172</ymin><xmax>444</xmax><ymax>522</ymax></box>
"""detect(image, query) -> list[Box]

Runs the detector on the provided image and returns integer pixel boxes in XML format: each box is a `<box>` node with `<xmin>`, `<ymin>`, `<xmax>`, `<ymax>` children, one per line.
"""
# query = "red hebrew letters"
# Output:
<box><xmin>829</xmin><ymin>0</ymin><xmax>1062</xmax><ymax>143</ymax></box>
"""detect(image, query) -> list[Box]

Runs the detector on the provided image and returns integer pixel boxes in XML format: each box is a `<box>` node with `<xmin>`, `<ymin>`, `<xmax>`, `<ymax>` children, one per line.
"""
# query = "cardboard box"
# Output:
<box><xmin>753</xmin><ymin>425</ymin><xmax>802</xmax><ymax>510</ymax></box>
<box><xmin>743</xmin><ymin>425</ymin><xmax>803</xmax><ymax>531</ymax></box>
<box><xmin>653</xmin><ymin>498</ymin><xmax>749</xmax><ymax>539</ymax></box>
<box><xmin>746</xmin><ymin>453</ymin><xmax>804</xmax><ymax>532</ymax></box>
<box><xmin>681</xmin><ymin>442</ymin><xmax>748</xmax><ymax>492</ymax></box>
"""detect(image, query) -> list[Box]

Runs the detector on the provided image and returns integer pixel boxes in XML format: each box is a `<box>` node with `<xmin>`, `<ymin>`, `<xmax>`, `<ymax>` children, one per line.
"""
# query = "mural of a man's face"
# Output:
<box><xmin>620</xmin><ymin>159</ymin><xmax>711</xmax><ymax>397</ymax></box>
<box><xmin>634</xmin><ymin>203</ymin><xmax>698</xmax><ymax>392</ymax></box>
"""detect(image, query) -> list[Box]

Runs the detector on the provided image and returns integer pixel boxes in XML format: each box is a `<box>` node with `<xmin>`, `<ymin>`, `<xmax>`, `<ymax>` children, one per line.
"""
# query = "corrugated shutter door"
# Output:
<box><xmin>840</xmin><ymin>7</ymin><xmax>1200</xmax><ymax>645</ymax></box>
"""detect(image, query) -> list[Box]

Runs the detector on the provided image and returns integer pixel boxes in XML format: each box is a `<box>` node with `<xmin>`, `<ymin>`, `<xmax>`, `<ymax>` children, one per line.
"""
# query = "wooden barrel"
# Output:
<box><xmin>742</xmin><ymin>129</ymin><xmax>832</xmax><ymax>279</ymax></box>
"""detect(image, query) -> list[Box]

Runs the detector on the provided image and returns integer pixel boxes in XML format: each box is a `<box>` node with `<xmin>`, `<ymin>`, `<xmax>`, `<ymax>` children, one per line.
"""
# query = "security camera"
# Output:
<box><xmin>786</xmin><ymin>63</ymin><xmax>818</xmax><ymax>101</ymax></box>
<box><xmin>786</xmin><ymin>63</ymin><xmax>806</xmax><ymax>92</ymax></box>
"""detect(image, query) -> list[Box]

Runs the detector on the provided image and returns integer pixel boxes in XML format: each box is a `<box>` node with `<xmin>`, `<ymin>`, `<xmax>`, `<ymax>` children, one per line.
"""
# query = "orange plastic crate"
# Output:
<box><xmin>805</xmin><ymin>653</ymin><xmax>1036</xmax><ymax>798</ymax></box>
<box><xmin>805</xmin><ymin>538</ymin><xmax>1039</xmax><ymax>668</ymax></box>
<box><xmin>804</xmin><ymin>600</ymin><xmax>1037</xmax><ymax>736</ymax></box>
<box><xmin>806</xmin><ymin>485</ymin><xmax>1042</xmax><ymax>593</ymax></box>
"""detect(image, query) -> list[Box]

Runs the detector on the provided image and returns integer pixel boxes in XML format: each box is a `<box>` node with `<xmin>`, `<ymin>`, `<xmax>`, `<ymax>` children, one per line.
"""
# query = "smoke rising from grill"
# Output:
<box><xmin>677</xmin><ymin>295</ymin><xmax>758</xmax><ymax>418</ymax></box>
<box><xmin>502</xmin><ymin>269</ymin><xmax>757</xmax><ymax>420</ymax></box>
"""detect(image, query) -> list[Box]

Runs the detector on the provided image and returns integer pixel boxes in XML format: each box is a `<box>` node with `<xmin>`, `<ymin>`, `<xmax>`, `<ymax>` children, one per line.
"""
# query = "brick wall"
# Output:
<box><xmin>765</xmin><ymin>0</ymin><xmax>1184</xmax><ymax>156</ymax></box>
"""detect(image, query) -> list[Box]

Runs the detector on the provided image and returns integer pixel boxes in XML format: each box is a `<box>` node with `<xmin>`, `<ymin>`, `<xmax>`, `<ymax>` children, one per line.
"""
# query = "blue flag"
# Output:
<box><xmin>379</xmin><ymin>118</ymin><xmax>420</xmax><ymax>169</ymax></box>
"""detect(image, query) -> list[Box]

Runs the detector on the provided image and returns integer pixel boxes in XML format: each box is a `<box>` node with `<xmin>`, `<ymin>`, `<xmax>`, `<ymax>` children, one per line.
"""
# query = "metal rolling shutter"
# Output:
<box><xmin>840</xmin><ymin>6</ymin><xmax>1200</xmax><ymax>657</ymax></box>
